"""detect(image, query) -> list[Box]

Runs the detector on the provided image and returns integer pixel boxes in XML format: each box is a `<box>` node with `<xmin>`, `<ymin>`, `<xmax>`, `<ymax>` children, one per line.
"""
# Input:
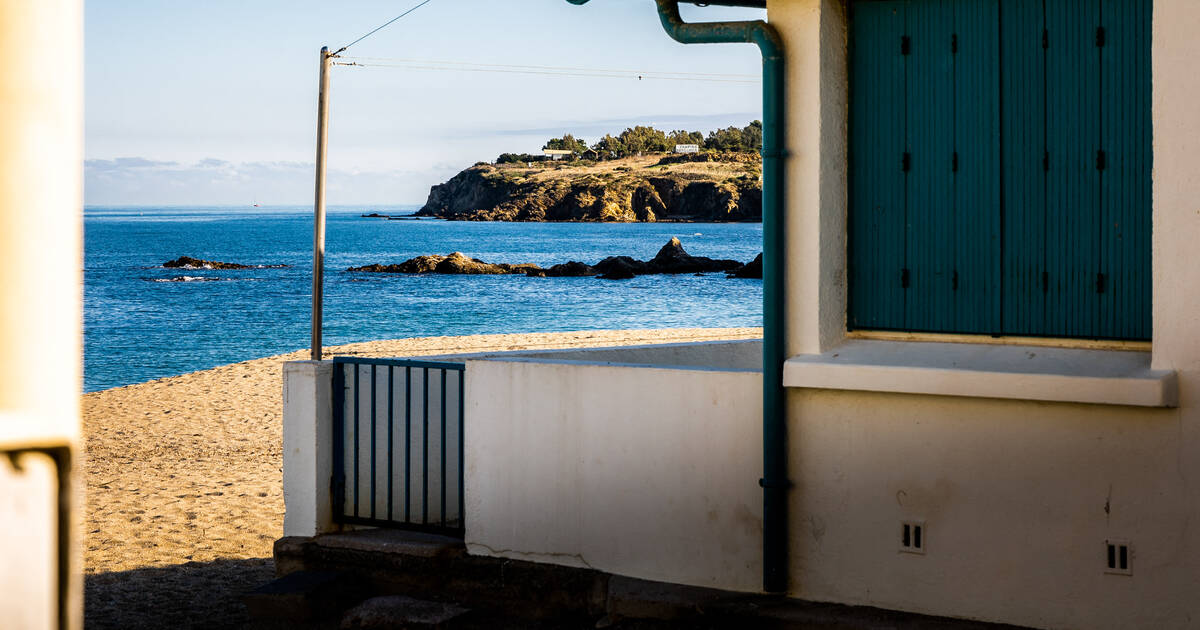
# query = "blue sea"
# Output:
<box><xmin>84</xmin><ymin>205</ymin><xmax>764</xmax><ymax>392</ymax></box>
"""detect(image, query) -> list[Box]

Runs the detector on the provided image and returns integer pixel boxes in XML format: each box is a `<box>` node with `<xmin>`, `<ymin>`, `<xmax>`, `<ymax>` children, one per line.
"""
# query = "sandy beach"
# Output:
<box><xmin>82</xmin><ymin>328</ymin><xmax>760</xmax><ymax>628</ymax></box>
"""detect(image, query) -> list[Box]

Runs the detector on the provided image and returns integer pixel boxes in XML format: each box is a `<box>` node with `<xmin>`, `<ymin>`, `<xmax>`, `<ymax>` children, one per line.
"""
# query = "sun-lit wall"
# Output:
<box><xmin>0</xmin><ymin>0</ymin><xmax>84</xmax><ymax>627</ymax></box>
<box><xmin>771</xmin><ymin>0</ymin><xmax>1200</xmax><ymax>627</ymax></box>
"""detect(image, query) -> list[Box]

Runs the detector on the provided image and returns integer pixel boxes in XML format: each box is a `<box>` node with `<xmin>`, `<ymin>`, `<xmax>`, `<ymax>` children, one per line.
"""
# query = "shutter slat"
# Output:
<box><xmin>904</xmin><ymin>0</ymin><xmax>957</xmax><ymax>332</ymax></box>
<box><xmin>849</xmin><ymin>0</ymin><xmax>908</xmax><ymax>330</ymax></box>
<box><xmin>953</xmin><ymin>0</ymin><xmax>1002</xmax><ymax>334</ymax></box>
<box><xmin>1044</xmin><ymin>0</ymin><xmax>1102</xmax><ymax>338</ymax></box>
<box><xmin>1098</xmin><ymin>0</ymin><xmax>1152</xmax><ymax>340</ymax></box>
<box><xmin>1000</xmin><ymin>0</ymin><xmax>1047</xmax><ymax>336</ymax></box>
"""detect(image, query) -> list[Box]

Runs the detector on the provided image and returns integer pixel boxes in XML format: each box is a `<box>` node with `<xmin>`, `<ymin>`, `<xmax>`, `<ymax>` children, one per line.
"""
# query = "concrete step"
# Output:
<box><xmin>243</xmin><ymin>570</ymin><xmax>363</xmax><ymax>623</ymax></box>
<box><xmin>341</xmin><ymin>595</ymin><xmax>470</xmax><ymax>629</ymax></box>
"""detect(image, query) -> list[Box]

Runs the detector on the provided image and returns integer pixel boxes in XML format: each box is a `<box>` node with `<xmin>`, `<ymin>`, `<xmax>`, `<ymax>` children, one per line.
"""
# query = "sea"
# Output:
<box><xmin>84</xmin><ymin>205</ymin><xmax>764</xmax><ymax>392</ymax></box>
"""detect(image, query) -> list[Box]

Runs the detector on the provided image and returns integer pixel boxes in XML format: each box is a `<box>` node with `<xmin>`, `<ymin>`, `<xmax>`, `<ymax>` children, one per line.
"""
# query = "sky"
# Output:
<box><xmin>85</xmin><ymin>0</ymin><xmax>766</xmax><ymax>206</ymax></box>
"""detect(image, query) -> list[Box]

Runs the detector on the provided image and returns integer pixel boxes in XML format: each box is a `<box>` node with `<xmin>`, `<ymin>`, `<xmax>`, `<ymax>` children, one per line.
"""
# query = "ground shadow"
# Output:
<box><xmin>85</xmin><ymin>557</ymin><xmax>274</xmax><ymax>630</ymax></box>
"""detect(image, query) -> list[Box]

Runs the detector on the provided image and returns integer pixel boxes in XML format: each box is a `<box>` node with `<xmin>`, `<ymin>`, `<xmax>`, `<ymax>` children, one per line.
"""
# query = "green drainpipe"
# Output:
<box><xmin>566</xmin><ymin>0</ymin><xmax>789</xmax><ymax>594</ymax></box>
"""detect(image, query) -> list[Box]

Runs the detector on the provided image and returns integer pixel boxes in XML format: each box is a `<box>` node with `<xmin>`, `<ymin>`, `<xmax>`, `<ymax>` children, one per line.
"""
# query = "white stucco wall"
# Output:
<box><xmin>282</xmin><ymin>361</ymin><xmax>336</xmax><ymax>537</ymax></box>
<box><xmin>0</xmin><ymin>1</ymin><xmax>83</xmax><ymax>628</ymax></box>
<box><xmin>771</xmin><ymin>0</ymin><xmax>1200</xmax><ymax>628</ymax></box>
<box><xmin>464</xmin><ymin>357</ymin><xmax>764</xmax><ymax>592</ymax></box>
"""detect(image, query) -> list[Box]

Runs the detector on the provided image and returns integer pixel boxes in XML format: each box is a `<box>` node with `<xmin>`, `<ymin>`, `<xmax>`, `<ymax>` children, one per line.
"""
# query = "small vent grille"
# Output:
<box><xmin>900</xmin><ymin>521</ymin><xmax>925</xmax><ymax>554</ymax></box>
<box><xmin>1105</xmin><ymin>540</ymin><xmax>1132</xmax><ymax>575</ymax></box>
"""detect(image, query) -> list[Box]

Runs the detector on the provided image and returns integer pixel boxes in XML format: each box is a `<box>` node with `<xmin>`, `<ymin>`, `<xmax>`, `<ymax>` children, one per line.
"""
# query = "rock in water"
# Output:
<box><xmin>597</xmin><ymin>258</ymin><xmax>638</xmax><ymax>280</ymax></box>
<box><xmin>348</xmin><ymin>238</ymin><xmax>747</xmax><ymax>280</ymax></box>
<box><xmin>527</xmin><ymin>261</ymin><xmax>597</xmax><ymax>277</ymax></box>
<box><xmin>730</xmin><ymin>253</ymin><xmax>762</xmax><ymax>278</ymax></box>
<box><xmin>645</xmin><ymin>237</ymin><xmax>744</xmax><ymax>274</ymax></box>
<box><xmin>348</xmin><ymin>252</ymin><xmax>541</xmax><ymax>275</ymax></box>
<box><xmin>435</xmin><ymin>252</ymin><xmax>541</xmax><ymax>275</ymax></box>
<box><xmin>162</xmin><ymin>256</ymin><xmax>281</xmax><ymax>269</ymax></box>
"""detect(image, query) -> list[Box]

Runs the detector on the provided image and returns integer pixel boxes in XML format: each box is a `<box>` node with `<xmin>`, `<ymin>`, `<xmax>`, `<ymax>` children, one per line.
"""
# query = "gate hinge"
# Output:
<box><xmin>1096</xmin><ymin>26</ymin><xmax>1107</xmax><ymax>47</ymax></box>
<box><xmin>1096</xmin><ymin>150</ymin><xmax>1107</xmax><ymax>171</ymax></box>
<box><xmin>902</xmin><ymin>152</ymin><xmax>911</xmax><ymax>172</ymax></box>
<box><xmin>901</xmin><ymin>268</ymin><xmax>911</xmax><ymax>289</ymax></box>
<box><xmin>901</xmin><ymin>35</ymin><xmax>911</xmax><ymax>55</ymax></box>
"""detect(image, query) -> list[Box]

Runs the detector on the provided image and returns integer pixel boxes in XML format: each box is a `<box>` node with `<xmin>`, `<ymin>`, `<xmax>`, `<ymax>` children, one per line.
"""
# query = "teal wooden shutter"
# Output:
<box><xmin>1043</xmin><ymin>0</ymin><xmax>1102</xmax><ymax>338</ymax></box>
<box><xmin>849</xmin><ymin>0</ymin><xmax>907</xmax><ymax>330</ymax></box>
<box><xmin>1000</xmin><ymin>0</ymin><xmax>1047</xmax><ymax>336</ymax></box>
<box><xmin>849</xmin><ymin>0</ymin><xmax>1150</xmax><ymax>341</ymax></box>
<box><xmin>904</xmin><ymin>0</ymin><xmax>956</xmax><ymax>332</ymax></box>
<box><xmin>952</xmin><ymin>0</ymin><xmax>1002</xmax><ymax>333</ymax></box>
<box><xmin>1098</xmin><ymin>0</ymin><xmax>1152</xmax><ymax>340</ymax></box>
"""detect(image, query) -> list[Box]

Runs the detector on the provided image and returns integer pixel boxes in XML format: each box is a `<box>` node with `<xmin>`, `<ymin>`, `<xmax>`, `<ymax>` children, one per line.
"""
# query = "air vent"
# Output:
<box><xmin>900</xmin><ymin>521</ymin><xmax>925</xmax><ymax>554</ymax></box>
<box><xmin>1105</xmin><ymin>540</ymin><xmax>1132</xmax><ymax>575</ymax></box>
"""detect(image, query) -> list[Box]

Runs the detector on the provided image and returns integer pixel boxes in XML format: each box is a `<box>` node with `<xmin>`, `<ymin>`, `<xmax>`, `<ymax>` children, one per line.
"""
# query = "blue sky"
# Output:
<box><xmin>85</xmin><ymin>1</ymin><xmax>766</xmax><ymax>206</ymax></box>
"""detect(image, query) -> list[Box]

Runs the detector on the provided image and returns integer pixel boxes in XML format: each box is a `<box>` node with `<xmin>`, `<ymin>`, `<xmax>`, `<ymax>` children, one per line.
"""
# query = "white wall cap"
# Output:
<box><xmin>784</xmin><ymin>340</ymin><xmax>1177</xmax><ymax>408</ymax></box>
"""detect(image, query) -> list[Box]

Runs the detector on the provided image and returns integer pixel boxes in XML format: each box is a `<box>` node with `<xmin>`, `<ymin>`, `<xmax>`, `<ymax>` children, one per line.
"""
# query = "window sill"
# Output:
<box><xmin>782</xmin><ymin>339</ymin><xmax>1177</xmax><ymax>408</ymax></box>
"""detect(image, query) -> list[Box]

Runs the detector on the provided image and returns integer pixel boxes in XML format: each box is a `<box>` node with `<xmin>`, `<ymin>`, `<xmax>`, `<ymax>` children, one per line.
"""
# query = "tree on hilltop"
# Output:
<box><xmin>543</xmin><ymin>134</ymin><xmax>589</xmax><ymax>154</ymax></box>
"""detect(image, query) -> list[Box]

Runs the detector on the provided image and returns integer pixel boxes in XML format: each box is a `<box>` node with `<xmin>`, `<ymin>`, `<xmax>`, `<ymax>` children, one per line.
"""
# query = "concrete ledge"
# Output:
<box><xmin>784</xmin><ymin>340</ymin><xmax>1177</xmax><ymax>407</ymax></box>
<box><xmin>268</xmin><ymin>531</ymin><xmax>1026</xmax><ymax>628</ymax></box>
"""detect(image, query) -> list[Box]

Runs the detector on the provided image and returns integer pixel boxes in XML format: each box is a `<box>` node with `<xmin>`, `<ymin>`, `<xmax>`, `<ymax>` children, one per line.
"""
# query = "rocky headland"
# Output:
<box><xmin>415</xmin><ymin>152</ymin><xmax>762</xmax><ymax>223</ymax></box>
<box><xmin>347</xmin><ymin>238</ymin><xmax>762</xmax><ymax>280</ymax></box>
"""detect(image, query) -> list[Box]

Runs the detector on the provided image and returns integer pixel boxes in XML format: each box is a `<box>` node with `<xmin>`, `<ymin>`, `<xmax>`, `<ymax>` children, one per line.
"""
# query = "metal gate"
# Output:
<box><xmin>332</xmin><ymin>357</ymin><xmax>464</xmax><ymax>535</ymax></box>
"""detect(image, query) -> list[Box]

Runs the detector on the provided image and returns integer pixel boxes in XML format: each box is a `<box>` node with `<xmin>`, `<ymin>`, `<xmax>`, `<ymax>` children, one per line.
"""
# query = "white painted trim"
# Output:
<box><xmin>783</xmin><ymin>339</ymin><xmax>1177</xmax><ymax>407</ymax></box>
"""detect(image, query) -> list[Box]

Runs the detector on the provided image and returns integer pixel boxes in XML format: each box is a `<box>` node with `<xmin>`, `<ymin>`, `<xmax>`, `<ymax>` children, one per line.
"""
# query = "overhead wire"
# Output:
<box><xmin>338</xmin><ymin>56</ymin><xmax>758</xmax><ymax>80</ymax></box>
<box><xmin>332</xmin><ymin>0</ymin><xmax>436</xmax><ymax>56</ymax></box>
<box><xmin>333</xmin><ymin>58</ymin><xmax>759</xmax><ymax>84</ymax></box>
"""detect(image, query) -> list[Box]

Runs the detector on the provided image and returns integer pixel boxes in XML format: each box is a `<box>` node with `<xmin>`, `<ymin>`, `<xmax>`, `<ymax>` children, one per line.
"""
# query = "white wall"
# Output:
<box><xmin>0</xmin><ymin>1</ymin><xmax>83</xmax><ymax>627</ymax></box>
<box><xmin>770</xmin><ymin>0</ymin><xmax>1200</xmax><ymax>628</ymax></box>
<box><xmin>464</xmin><ymin>358</ymin><xmax>764</xmax><ymax>592</ymax></box>
<box><xmin>282</xmin><ymin>361</ymin><xmax>336</xmax><ymax>537</ymax></box>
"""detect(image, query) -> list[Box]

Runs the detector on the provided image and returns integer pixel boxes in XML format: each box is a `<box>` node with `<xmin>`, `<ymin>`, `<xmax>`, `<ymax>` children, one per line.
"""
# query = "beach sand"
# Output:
<box><xmin>82</xmin><ymin>328</ymin><xmax>760</xmax><ymax>629</ymax></box>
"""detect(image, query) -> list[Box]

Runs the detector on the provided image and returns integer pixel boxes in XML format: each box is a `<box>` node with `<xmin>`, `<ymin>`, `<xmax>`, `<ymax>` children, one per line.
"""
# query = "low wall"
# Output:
<box><xmin>464</xmin><ymin>345</ymin><xmax>764</xmax><ymax>592</ymax></box>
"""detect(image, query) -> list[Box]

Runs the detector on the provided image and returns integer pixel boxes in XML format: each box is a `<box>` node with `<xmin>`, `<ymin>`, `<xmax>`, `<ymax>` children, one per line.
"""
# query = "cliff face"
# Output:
<box><xmin>416</xmin><ymin>152</ymin><xmax>762</xmax><ymax>222</ymax></box>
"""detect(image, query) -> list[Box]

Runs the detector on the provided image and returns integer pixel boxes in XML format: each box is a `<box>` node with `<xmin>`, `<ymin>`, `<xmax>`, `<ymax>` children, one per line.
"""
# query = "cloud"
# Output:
<box><xmin>84</xmin><ymin>157</ymin><xmax>430</xmax><ymax>206</ymax></box>
<box><xmin>479</xmin><ymin>112</ymin><xmax>762</xmax><ymax>139</ymax></box>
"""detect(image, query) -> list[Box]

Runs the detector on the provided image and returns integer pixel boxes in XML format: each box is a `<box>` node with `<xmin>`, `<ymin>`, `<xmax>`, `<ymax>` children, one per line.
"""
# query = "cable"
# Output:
<box><xmin>333</xmin><ymin>0</ymin><xmax>435</xmax><ymax>56</ymax></box>
<box><xmin>332</xmin><ymin>60</ymin><xmax>759</xmax><ymax>84</ymax></box>
<box><xmin>338</xmin><ymin>56</ymin><xmax>758</xmax><ymax>80</ymax></box>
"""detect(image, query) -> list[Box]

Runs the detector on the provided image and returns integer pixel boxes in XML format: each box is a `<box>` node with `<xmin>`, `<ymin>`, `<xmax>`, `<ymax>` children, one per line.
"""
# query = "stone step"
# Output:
<box><xmin>243</xmin><ymin>570</ymin><xmax>363</xmax><ymax>623</ymax></box>
<box><xmin>341</xmin><ymin>595</ymin><xmax>470</xmax><ymax>629</ymax></box>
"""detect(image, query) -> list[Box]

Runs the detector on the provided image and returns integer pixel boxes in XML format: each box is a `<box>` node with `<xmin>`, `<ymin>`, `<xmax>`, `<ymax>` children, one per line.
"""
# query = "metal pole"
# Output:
<box><xmin>312</xmin><ymin>46</ymin><xmax>332</xmax><ymax>361</ymax></box>
<box><xmin>650</xmin><ymin>0</ymin><xmax>789</xmax><ymax>593</ymax></box>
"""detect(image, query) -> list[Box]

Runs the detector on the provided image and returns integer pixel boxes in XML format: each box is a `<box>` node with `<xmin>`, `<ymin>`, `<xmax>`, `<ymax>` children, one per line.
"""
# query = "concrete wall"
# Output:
<box><xmin>770</xmin><ymin>0</ymin><xmax>1200</xmax><ymax>627</ymax></box>
<box><xmin>464</xmin><ymin>356</ymin><xmax>764</xmax><ymax>592</ymax></box>
<box><xmin>485</xmin><ymin>339</ymin><xmax>761</xmax><ymax>371</ymax></box>
<box><xmin>283</xmin><ymin>361</ymin><xmax>336</xmax><ymax>538</ymax></box>
<box><xmin>0</xmin><ymin>1</ymin><xmax>83</xmax><ymax>627</ymax></box>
